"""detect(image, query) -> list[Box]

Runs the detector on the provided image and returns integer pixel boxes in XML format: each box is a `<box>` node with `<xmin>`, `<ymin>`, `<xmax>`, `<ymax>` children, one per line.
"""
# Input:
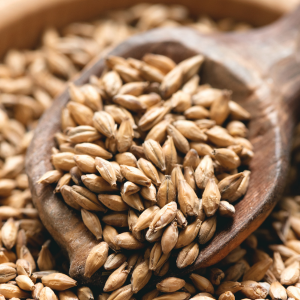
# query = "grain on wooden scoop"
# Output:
<box><xmin>39</xmin><ymin>51</ymin><xmax>254</xmax><ymax>293</ymax></box>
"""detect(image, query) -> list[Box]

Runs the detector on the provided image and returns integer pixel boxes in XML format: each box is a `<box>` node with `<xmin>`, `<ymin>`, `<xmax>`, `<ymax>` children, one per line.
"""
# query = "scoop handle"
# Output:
<box><xmin>227</xmin><ymin>5</ymin><xmax>300</xmax><ymax>120</ymax></box>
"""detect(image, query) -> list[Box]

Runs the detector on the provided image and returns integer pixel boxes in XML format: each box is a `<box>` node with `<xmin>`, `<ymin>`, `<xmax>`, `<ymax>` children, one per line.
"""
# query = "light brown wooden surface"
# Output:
<box><xmin>0</xmin><ymin>0</ymin><xmax>299</xmax><ymax>58</ymax></box>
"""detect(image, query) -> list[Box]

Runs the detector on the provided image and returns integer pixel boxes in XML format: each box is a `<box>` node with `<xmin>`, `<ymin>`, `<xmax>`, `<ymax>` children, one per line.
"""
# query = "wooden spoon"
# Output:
<box><xmin>26</xmin><ymin>7</ymin><xmax>300</xmax><ymax>287</ymax></box>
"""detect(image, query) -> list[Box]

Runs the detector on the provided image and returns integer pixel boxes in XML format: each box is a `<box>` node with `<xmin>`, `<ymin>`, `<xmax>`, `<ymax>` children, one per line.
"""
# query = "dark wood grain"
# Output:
<box><xmin>26</xmin><ymin>6</ymin><xmax>300</xmax><ymax>288</ymax></box>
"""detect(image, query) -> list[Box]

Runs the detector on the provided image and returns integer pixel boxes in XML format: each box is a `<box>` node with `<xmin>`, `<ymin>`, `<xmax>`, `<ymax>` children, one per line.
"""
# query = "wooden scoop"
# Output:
<box><xmin>26</xmin><ymin>7</ymin><xmax>300</xmax><ymax>287</ymax></box>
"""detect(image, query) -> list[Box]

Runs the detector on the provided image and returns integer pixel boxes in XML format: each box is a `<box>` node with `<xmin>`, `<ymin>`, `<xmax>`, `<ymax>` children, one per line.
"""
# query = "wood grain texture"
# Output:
<box><xmin>23</xmin><ymin>2</ymin><xmax>300</xmax><ymax>292</ymax></box>
<box><xmin>0</xmin><ymin>0</ymin><xmax>298</xmax><ymax>58</ymax></box>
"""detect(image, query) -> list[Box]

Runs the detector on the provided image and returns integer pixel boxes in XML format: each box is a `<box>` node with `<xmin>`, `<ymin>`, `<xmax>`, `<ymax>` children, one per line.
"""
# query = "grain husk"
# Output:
<box><xmin>131</xmin><ymin>259</ymin><xmax>152</xmax><ymax>293</ymax></box>
<box><xmin>81</xmin><ymin>209</ymin><xmax>102</xmax><ymax>240</ymax></box>
<box><xmin>175</xmin><ymin>219</ymin><xmax>201</xmax><ymax>249</ymax></box>
<box><xmin>41</xmin><ymin>273</ymin><xmax>77</xmax><ymax>291</ymax></box>
<box><xmin>269</xmin><ymin>281</ymin><xmax>287</xmax><ymax>300</ymax></box>
<box><xmin>104</xmin><ymin>253</ymin><xmax>127</xmax><ymax>271</ymax></box>
<box><xmin>176</xmin><ymin>242</ymin><xmax>199</xmax><ymax>269</ymax></box>
<box><xmin>161</xmin><ymin>221</ymin><xmax>178</xmax><ymax>254</ymax></box>
<box><xmin>103</xmin><ymin>262</ymin><xmax>129</xmax><ymax>292</ymax></box>
<box><xmin>280</xmin><ymin>261</ymin><xmax>300</xmax><ymax>285</ymax></box>
<box><xmin>84</xmin><ymin>242</ymin><xmax>109</xmax><ymax>278</ymax></box>
<box><xmin>240</xmin><ymin>281</ymin><xmax>268</xmax><ymax>299</ymax></box>
<box><xmin>156</xmin><ymin>277</ymin><xmax>185</xmax><ymax>293</ymax></box>
<box><xmin>115</xmin><ymin>232</ymin><xmax>145</xmax><ymax>250</ymax></box>
<box><xmin>190</xmin><ymin>273</ymin><xmax>214</xmax><ymax>294</ymax></box>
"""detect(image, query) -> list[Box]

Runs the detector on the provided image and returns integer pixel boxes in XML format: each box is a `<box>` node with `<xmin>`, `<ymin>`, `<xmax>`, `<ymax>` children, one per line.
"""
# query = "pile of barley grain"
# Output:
<box><xmin>39</xmin><ymin>52</ymin><xmax>252</xmax><ymax>295</ymax></box>
<box><xmin>1</xmin><ymin>193</ymin><xmax>300</xmax><ymax>300</ymax></box>
<box><xmin>0</xmin><ymin>3</ymin><xmax>300</xmax><ymax>300</ymax></box>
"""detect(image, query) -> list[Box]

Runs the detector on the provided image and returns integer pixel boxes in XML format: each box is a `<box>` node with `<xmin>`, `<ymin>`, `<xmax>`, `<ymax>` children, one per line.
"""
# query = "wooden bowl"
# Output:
<box><xmin>0</xmin><ymin>0</ymin><xmax>298</xmax><ymax>58</ymax></box>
